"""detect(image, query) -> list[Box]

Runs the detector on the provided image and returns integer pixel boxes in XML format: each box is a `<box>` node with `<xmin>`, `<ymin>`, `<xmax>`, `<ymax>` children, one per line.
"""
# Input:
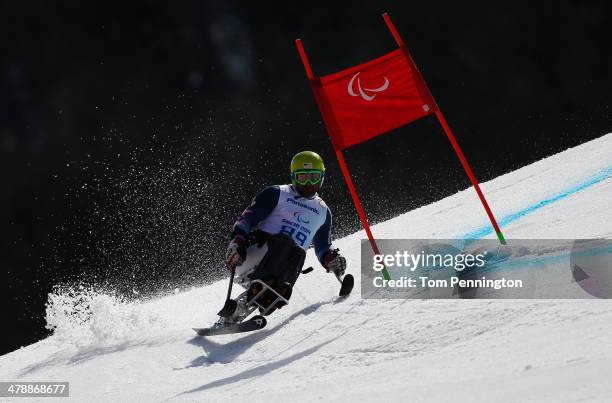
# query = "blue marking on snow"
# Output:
<box><xmin>481</xmin><ymin>242</ymin><xmax>612</xmax><ymax>274</ymax></box>
<box><xmin>463</xmin><ymin>166</ymin><xmax>612</xmax><ymax>239</ymax></box>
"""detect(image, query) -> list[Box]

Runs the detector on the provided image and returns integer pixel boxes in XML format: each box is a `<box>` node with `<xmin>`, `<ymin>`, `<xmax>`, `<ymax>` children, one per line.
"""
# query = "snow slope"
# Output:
<box><xmin>2</xmin><ymin>134</ymin><xmax>612</xmax><ymax>402</ymax></box>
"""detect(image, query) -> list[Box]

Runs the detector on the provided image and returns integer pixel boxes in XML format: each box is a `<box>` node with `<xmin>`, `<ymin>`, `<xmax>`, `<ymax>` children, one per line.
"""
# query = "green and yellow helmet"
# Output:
<box><xmin>290</xmin><ymin>151</ymin><xmax>325</xmax><ymax>197</ymax></box>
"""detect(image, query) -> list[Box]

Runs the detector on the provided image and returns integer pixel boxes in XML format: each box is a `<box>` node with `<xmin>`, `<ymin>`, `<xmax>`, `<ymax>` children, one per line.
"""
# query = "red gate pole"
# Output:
<box><xmin>382</xmin><ymin>13</ymin><xmax>507</xmax><ymax>244</ymax></box>
<box><xmin>334</xmin><ymin>149</ymin><xmax>382</xmax><ymax>257</ymax></box>
<box><xmin>295</xmin><ymin>38</ymin><xmax>390</xmax><ymax>280</ymax></box>
<box><xmin>434</xmin><ymin>111</ymin><xmax>506</xmax><ymax>244</ymax></box>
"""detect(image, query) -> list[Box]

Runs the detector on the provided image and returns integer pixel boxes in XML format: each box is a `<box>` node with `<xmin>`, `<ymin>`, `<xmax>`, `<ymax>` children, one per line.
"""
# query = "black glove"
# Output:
<box><xmin>225</xmin><ymin>235</ymin><xmax>248</xmax><ymax>271</ymax></box>
<box><xmin>323</xmin><ymin>248</ymin><xmax>347</xmax><ymax>276</ymax></box>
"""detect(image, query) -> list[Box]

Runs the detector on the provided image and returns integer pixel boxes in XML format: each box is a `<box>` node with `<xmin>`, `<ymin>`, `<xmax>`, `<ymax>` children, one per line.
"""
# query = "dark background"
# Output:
<box><xmin>1</xmin><ymin>1</ymin><xmax>610</xmax><ymax>355</ymax></box>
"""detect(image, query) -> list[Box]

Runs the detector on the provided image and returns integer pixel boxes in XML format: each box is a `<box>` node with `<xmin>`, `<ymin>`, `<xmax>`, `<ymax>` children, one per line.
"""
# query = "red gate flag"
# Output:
<box><xmin>314</xmin><ymin>48</ymin><xmax>436</xmax><ymax>149</ymax></box>
<box><xmin>295</xmin><ymin>12</ymin><xmax>507</xmax><ymax>251</ymax></box>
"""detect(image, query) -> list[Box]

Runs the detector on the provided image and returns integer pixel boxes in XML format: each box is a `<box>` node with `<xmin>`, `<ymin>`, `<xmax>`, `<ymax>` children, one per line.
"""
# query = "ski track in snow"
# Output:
<box><xmin>2</xmin><ymin>133</ymin><xmax>612</xmax><ymax>402</ymax></box>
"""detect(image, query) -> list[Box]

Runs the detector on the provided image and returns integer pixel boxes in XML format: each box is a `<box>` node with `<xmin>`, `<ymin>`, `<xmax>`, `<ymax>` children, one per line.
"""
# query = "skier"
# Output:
<box><xmin>221</xmin><ymin>151</ymin><xmax>348</xmax><ymax>325</ymax></box>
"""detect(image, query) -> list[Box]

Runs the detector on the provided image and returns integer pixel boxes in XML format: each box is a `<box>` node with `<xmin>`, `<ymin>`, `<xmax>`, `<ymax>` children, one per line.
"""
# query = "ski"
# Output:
<box><xmin>338</xmin><ymin>273</ymin><xmax>354</xmax><ymax>297</ymax></box>
<box><xmin>193</xmin><ymin>315</ymin><xmax>267</xmax><ymax>337</ymax></box>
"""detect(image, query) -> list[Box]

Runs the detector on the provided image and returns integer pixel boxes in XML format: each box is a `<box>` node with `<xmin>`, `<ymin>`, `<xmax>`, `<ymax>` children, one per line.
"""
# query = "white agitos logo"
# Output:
<box><xmin>348</xmin><ymin>72</ymin><xmax>390</xmax><ymax>101</ymax></box>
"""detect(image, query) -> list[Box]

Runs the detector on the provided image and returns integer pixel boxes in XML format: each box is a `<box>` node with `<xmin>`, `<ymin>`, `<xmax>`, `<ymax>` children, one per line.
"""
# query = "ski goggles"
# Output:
<box><xmin>292</xmin><ymin>170</ymin><xmax>324</xmax><ymax>185</ymax></box>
